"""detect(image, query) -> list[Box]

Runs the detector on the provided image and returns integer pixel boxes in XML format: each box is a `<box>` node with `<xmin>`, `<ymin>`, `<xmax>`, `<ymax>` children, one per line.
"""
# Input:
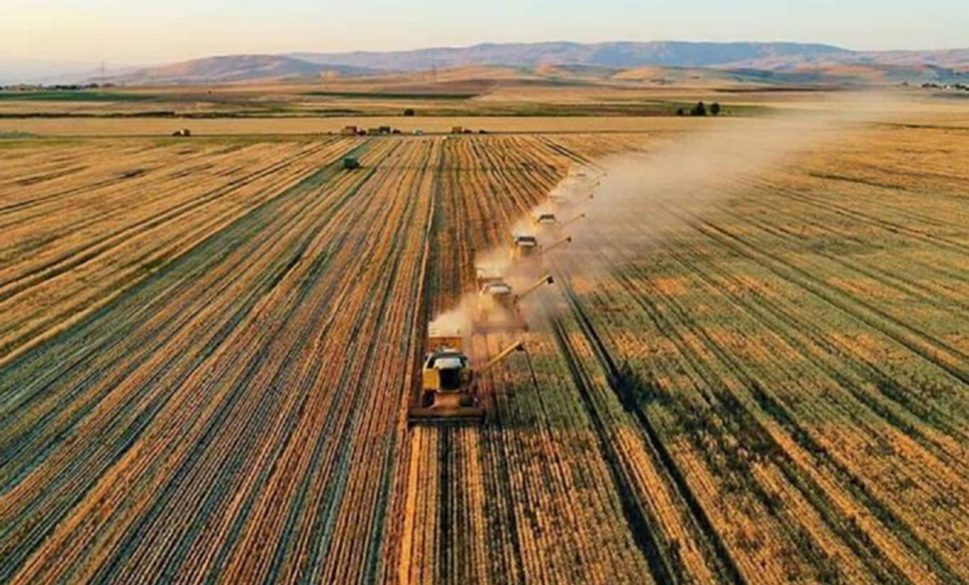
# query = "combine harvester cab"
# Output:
<box><xmin>476</xmin><ymin>267</ymin><xmax>505</xmax><ymax>290</ymax></box>
<box><xmin>410</xmin><ymin>329</ymin><xmax>482</xmax><ymax>425</ymax></box>
<box><xmin>473</xmin><ymin>274</ymin><xmax>554</xmax><ymax>334</ymax></box>
<box><xmin>510</xmin><ymin>234</ymin><xmax>540</xmax><ymax>265</ymax></box>
<box><xmin>535</xmin><ymin>213</ymin><xmax>558</xmax><ymax>227</ymax></box>
<box><xmin>409</xmin><ymin>327</ymin><xmax>526</xmax><ymax>426</ymax></box>
<box><xmin>535</xmin><ymin>212</ymin><xmax>585</xmax><ymax>237</ymax></box>
<box><xmin>473</xmin><ymin>280</ymin><xmax>521</xmax><ymax>334</ymax></box>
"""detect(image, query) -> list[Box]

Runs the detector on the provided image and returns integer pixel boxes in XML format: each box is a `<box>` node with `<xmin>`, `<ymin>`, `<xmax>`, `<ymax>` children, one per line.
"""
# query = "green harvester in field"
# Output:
<box><xmin>342</xmin><ymin>157</ymin><xmax>361</xmax><ymax>170</ymax></box>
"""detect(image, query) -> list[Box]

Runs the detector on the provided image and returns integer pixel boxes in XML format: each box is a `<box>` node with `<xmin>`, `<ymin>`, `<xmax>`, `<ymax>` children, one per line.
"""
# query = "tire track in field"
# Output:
<box><xmin>607</xmin><ymin>239</ymin><xmax>945</xmax><ymax>584</ymax></box>
<box><xmin>658</xmin><ymin>232</ymin><xmax>969</xmax><ymax>459</ymax></box>
<box><xmin>0</xmin><ymin>141</ymin><xmax>362</xmax><ymax>366</ymax></box>
<box><xmin>716</xmin><ymin>180</ymin><xmax>969</xmax><ymax>309</ymax></box>
<box><xmin>672</xmin><ymin>211</ymin><xmax>969</xmax><ymax>386</ymax></box>
<box><xmin>0</xmin><ymin>142</ymin><xmax>327</xmax><ymax>300</ymax></box>
<box><xmin>0</xmin><ymin>143</ymin><xmax>384</xmax><ymax>581</ymax></box>
<box><xmin>0</xmin><ymin>142</ymin><xmax>242</xmax><ymax>219</ymax></box>
<box><xmin>549</xmin><ymin>317</ymin><xmax>679</xmax><ymax>585</ymax></box>
<box><xmin>758</xmin><ymin>179</ymin><xmax>969</xmax><ymax>256</ymax></box>
<box><xmin>550</xmin><ymin>259</ymin><xmax>746</xmax><ymax>585</ymax></box>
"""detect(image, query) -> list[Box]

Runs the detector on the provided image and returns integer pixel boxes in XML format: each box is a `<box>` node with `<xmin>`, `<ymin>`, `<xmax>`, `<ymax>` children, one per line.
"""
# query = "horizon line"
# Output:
<box><xmin>6</xmin><ymin>38</ymin><xmax>969</xmax><ymax>69</ymax></box>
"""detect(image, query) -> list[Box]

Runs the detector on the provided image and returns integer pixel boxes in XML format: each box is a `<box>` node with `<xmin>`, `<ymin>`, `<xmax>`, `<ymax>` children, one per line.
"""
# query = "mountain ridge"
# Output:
<box><xmin>112</xmin><ymin>55</ymin><xmax>378</xmax><ymax>86</ymax></box>
<box><xmin>10</xmin><ymin>41</ymin><xmax>965</xmax><ymax>86</ymax></box>
<box><xmin>286</xmin><ymin>41</ymin><xmax>854</xmax><ymax>70</ymax></box>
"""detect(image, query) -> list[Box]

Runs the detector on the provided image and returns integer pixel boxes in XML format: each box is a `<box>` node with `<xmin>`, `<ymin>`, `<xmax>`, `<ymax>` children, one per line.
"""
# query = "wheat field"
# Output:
<box><xmin>1</xmin><ymin>104</ymin><xmax>968</xmax><ymax>583</ymax></box>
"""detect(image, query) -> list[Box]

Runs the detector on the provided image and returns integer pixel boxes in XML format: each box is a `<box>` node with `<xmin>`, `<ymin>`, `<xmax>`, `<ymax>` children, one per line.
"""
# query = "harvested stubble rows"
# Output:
<box><xmin>1</xmin><ymin>124</ymin><xmax>968</xmax><ymax>585</ymax></box>
<box><xmin>0</xmin><ymin>134</ymin><xmax>603</xmax><ymax>583</ymax></box>
<box><xmin>544</xmin><ymin>125</ymin><xmax>969</xmax><ymax>584</ymax></box>
<box><xmin>398</xmin><ymin>125</ymin><xmax>969</xmax><ymax>585</ymax></box>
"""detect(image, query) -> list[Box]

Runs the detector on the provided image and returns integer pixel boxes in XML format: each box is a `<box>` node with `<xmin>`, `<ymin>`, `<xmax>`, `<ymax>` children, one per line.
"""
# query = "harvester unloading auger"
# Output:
<box><xmin>510</xmin><ymin>234</ymin><xmax>572</xmax><ymax>268</ymax></box>
<box><xmin>559</xmin><ymin>213</ymin><xmax>585</xmax><ymax>230</ymax></box>
<box><xmin>408</xmin><ymin>329</ymin><xmax>526</xmax><ymax>425</ymax></box>
<box><xmin>473</xmin><ymin>273</ymin><xmax>554</xmax><ymax>333</ymax></box>
<box><xmin>542</xmin><ymin>236</ymin><xmax>573</xmax><ymax>255</ymax></box>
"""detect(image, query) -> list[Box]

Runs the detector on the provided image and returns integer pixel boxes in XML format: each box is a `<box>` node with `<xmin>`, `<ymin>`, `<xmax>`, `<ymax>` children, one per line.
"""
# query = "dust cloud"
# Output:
<box><xmin>549</xmin><ymin>92</ymin><xmax>903</xmax><ymax>277</ymax></box>
<box><xmin>430</xmin><ymin>92</ymin><xmax>904</xmax><ymax>336</ymax></box>
<box><xmin>428</xmin><ymin>295</ymin><xmax>474</xmax><ymax>341</ymax></box>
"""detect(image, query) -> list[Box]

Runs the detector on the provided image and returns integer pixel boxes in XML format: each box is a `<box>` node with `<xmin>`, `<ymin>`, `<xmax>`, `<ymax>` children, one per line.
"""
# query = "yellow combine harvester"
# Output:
<box><xmin>551</xmin><ymin>193</ymin><xmax>594</xmax><ymax>212</ymax></box>
<box><xmin>511</xmin><ymin>234</ymin><xmax>540</xmax><ymax>261</ymax></box>
<box><xmin>510</xmin><ymin>234</ymin><xmax>572</xmax><ymax>268</ymax></box>
<box><xmin>473</xmin><ymin>274</ymin><xmax>554</xmax><ymax>333</ymax></box>
<box><xmin>409</xmin><ymin>328</ymin><xmax>525</xmax><ymax>425</ymax></box>
<box><xmin>535</xmin><ymin>213</ymin><xmax>558</xmax><ymax>226</ymax></box>
<box><xmin>535</xmin><ymin>212</ymin><xmax>585</xmax><ymax>233</ymax></box>
<box><xmin>476</xmin><ymin>267</ymin><xmax>506</xmax><ymax>289</ymax></box>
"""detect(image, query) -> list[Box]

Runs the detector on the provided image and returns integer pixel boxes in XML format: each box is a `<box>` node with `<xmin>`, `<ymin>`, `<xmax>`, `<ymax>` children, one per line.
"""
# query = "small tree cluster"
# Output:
<box><xmin>682</xmin><ymin>101</ymin><xmax>723</xmax><ymax>116</ymax></box>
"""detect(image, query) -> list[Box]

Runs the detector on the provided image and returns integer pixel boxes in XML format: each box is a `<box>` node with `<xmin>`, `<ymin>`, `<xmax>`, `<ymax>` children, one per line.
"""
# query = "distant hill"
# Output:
<box><xmin>737</xmin><ymin>48</ymin><xmax>969</xmax><ymax>70</ymax></box>
<box><xmin>111</xmin><ymin>55</ymin><xmax>376</xmax><ymax>86</ymax></box>
<box><xmin>288</xmin><ymin>41</ymin><xmax>851</xmax><ymax>71</ymax></box>
<box><xmin>84</xmin><ymin>41</ymin><xmax>969</xmax><ymax>87</ymax></box>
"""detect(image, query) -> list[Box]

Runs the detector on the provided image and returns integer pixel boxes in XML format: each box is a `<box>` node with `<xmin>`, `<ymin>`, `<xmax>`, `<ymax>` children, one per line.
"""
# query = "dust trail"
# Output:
<box><xmin>547</xmin><ymin>92</ymin><xmax>903</xmax><ymax>282</ymax></box>
<box><xmin>430</xmin><ymin>92</ymin><xmax>901</xmax><ymax>337</ymax></box>
<box><xmin>427</xmin><ymin>295</ymin><xmax>475</xmax><ymax>344</ymax></box>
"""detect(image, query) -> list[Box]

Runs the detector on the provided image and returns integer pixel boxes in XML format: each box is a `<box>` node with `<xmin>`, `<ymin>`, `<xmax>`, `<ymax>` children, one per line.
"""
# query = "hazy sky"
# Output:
<box><xmin>3</xmin><ymin>0</ymin><xmax>966</xmax><ymax>64</ymax></box>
